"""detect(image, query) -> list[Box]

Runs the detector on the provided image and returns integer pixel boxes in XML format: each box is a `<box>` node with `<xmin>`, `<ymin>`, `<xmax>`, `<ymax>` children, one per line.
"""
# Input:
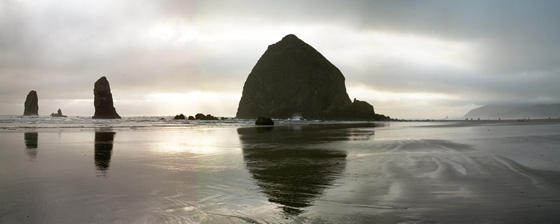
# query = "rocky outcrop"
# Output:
<box><xmin>349</xmin><ymin>98</ymin><xmax>375</xmax><ymax>119</ymax></box>
<box><xmin>255</xmin><ymin>116</ymin><xmax>274</xmax><ymax>125</ymax></box>
<box><xmin>92</xmin><ymin>76</ymin><xmax>121</xmax><ymax>119</ymax></box>
<box><xmin>236</xmin><ymin>34</ymin><xmax>381</xmax><ymax>120</ymax></box>
<box><xmin>23</xmin><ymin>90</ymin><xmax>39</xmax><ymax>116</ymax></box>
<box><xmin>174</xmin><ymin>114</ymin><xmax>186</xmax><ymax>120</ymax></box>
<box><xmin>195</xmin><ymin>113</ymin><xmax>218</xmax><ymax>120</ymax></box>
<box><xmin>50</xmin><ymin>109</ymin><xmax>67</xmax><ymax>117</ymax></box>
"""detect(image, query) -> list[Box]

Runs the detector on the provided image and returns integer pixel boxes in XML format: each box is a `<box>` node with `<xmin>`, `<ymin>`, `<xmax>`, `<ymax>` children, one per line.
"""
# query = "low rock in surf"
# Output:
<box><xmin>255</xmin><ymin>117</ymin><xmax>274</xmax><ymax>125</ymax></box>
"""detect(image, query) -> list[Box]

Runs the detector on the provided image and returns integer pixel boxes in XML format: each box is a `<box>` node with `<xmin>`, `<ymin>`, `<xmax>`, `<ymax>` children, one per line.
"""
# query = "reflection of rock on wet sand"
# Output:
<box><xmin>238</xmin><ymin>124</ymin><xmax>375</xmax><ymax>216</ymax></box>
<box><xmin>95</xmin><ymin>132</ymin><xmax>115</xmax><ymax>174</ymax></box>
<box><xmin>24</xmin><ymin>132</ymin><xmax>38</xmax><ymax>159</ymax></box>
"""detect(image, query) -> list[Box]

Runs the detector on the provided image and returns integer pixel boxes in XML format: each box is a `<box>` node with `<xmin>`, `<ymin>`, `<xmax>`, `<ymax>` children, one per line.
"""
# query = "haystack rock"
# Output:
<box><xmin>23</xmin><ymin>90</ymin><xmax>39</xmax><ymax>116</ymax></box>
<box><xmin>92</xmin><ymin>76</ymin><xmax>121</xmax><ymax>119</ymax></box>
<box><xmin>236</xmin><ymin>34</ymin><xmax>382</xmax><ymax>120</ymax></box>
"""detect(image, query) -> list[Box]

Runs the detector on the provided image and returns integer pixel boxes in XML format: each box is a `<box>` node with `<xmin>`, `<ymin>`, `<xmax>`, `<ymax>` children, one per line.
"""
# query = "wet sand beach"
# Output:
<box><xmin>1</xmin><ymin>119</ymin><xmax>560</xmax><ymax>223</ymax></box>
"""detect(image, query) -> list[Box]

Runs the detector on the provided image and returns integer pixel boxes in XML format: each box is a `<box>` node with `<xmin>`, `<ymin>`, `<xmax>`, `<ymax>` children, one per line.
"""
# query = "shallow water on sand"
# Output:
<box><xmin>1</xmin><ymin>120</ymin><xmax>560</xmax><ymax>223</ymax></box>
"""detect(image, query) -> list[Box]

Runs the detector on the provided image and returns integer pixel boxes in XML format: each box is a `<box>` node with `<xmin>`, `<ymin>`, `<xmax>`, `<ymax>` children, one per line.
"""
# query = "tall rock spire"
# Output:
<box><xmin>92</xmin><ymin>76</ymin><xmax>121</xmax><ymax>119</ymax></box>
<box><xmin>23</xmin><ymin>90</ymin><xmax>39</xmax><ymax>116</ymax></box>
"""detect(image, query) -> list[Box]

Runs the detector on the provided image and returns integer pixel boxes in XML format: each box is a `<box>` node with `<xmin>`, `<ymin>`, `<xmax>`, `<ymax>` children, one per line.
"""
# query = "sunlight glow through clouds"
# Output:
<box><xmin>347</xmin><ymin>85</ymin><xmax>457</xmax><ymax>106</ymax></box>
<box><xmin>346</xmin><ymin>85</ymin><xmax>470</xmax><ymax>119</ymax></box>
<box><xmin>146</xmin><ymin>22</ymin><xmax>199</xmax><ymax>44</ymax></box>
<box><xmin>138</xmin><ymin>20</ymin><xmax>478</xmax><ymax>119</ymax></box>
<box><xmin>148</xmin><ymin>91</ymin><xmax>241</xmax><ymax>117</ymax></box>
<box><xmin>143</xmin><ymin>19</ymin><xmax>477</xmax><ymax>73</ymax></box>
<box><xmin>2</xmin><ymin>1</ymin><xmax>559</xmax><ymax>119</ymax></box>
<box><xmin>143</xmin><ymin>18</ymin><xmax>476</xmax><ymax>71</ymax></box>
<box><xmin>317</xmin><ymin>29</ymin><xmax>477</xmax><ymax>71</ymax></box>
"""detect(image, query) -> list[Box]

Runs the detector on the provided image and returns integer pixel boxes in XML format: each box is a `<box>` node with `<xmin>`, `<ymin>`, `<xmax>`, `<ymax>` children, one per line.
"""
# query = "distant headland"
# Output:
<box><xmin>464</xmin><ymin>103</ymin><xmax>560</xmax><ymax>120</ymax></box>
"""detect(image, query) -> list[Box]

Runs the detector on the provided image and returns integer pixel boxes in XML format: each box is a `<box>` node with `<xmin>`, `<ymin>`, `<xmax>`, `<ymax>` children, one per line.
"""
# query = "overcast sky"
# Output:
<box><xmin>1</xmin><ymin>0</ymin><xmax>559</xmax><ymax>119</ymax></box>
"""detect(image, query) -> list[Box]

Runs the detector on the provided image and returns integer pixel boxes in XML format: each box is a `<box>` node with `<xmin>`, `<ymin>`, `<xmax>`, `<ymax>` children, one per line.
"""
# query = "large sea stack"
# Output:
<box><xmin>236</xmin><ymin>34</ymin><xmax>382</xmax><ymax>120</ymax></box>
<box><xmin>93</xmin><ymin>76</ymin><xmax>121</xmax><ymax>119</ymax></box>
<box><xmin>23</xmin><ymin>90</ymin><xmax>39</xmax><ymax>116</ymax></box>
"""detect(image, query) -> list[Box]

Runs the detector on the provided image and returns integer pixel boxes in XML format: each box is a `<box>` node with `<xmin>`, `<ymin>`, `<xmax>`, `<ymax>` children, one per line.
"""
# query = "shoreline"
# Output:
<box><xmin>1</xmin><ymin>116</ymin><xmax>559</xmax><ymax>132</ymax></box>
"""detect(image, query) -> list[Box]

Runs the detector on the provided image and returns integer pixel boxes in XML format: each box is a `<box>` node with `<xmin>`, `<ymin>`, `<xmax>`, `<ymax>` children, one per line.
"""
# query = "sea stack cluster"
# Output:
<box><xmin>18</xmin><ymin>35</ymin><xmax>392</xmax><ymax>121</ymax></box>
<box><xmin>173</xmin><ymin>113</ymin><xmax>219</xmax><ymax>120</ymax></box>
<box><xmin>93</xmin><ymin>76</ymin><xmax>121</xmax><ymax>119</ymax></box>
<box><xmin>236</xmin><ymin>34</ymin><xmax>386</xmax><ymax>120</ymax></box>
<box><xmin>50</xmin><ymin>109</ymin><xmax>67</xmax><ymax>117</ymax></box>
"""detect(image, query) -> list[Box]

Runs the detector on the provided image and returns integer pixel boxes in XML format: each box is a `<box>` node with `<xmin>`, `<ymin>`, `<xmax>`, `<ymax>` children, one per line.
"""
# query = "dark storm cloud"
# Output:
<box><xmin>0</xmin><ymin>0</ymin><xmax>559</xmax><ymax>117</ymax></box>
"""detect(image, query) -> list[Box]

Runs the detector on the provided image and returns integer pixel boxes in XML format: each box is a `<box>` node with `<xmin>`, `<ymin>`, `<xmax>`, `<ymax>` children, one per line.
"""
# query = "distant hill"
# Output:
<box><xmin>464</xmin><ymin>104</ymin><xmax>560</xmax><ymax>119</ymax></box>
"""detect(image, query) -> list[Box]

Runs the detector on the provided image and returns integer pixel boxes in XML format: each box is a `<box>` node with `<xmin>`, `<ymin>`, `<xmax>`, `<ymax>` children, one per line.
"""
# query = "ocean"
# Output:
<box><xmin>1</xmin><ymin>116</ymin><xmax>559</xmax><ymax>223</ymax></box>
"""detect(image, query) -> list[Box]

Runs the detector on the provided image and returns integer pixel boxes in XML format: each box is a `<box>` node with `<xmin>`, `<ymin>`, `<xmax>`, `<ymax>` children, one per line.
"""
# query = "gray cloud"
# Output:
<box><xmin>1</xmin><ymin>0</ymin><xmax>559</xmax><ymax>118</ymax></box>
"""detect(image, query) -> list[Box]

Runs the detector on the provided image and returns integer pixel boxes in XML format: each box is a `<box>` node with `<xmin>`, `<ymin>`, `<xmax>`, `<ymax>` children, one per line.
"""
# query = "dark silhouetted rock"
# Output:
<box><xmin>195</xmin><ymin>113</ymin><xmax>218</xmax><ymax>120</ymax></box>
<box><xmin>349</xmin><ymin>98</ymin><xmax>374</xmax><ymax>119</ymax></box>
<box><xmin>194</xmin><ymin>113</ymin><xmax>205</xmax><ymax>120</ymax></box>
<box><xmin>92</xmin><ymin>76</ymin><xmax>121</xmax><ymax>119</ymax></box>
<box><xmin>50</xmin><ymin>109</ymin><xmax>67</xmax><ymax>117</ymax></box>
<box><xmin>236</xmin><ymin>34</ymin><xmax>381</xmax><ymax>120</ymax></box>
<box><xmin>372</xmin><ymin>113</ymin><xmax>391</xmax><ymax>121</ymax></box>
<box><xmin>187</xmin><ymin>116</ymin><xmax>195</xmax><ymax>120</ymax></box>
<box><xmin>204</xmin><ymin>114</ymin><xmax>218</xmax><ymax>120</ymax></box>
<box><xmin>255</xmin><ymin>116</ymin><xmax>274</xmax><ymax>125</ymax></box>
<box><xmin>174</xmin><ymin>114</ymin><xmax>186</xmax><ymax>120</ymax></box>
<box><xmin>23</xmin><ymin>90</ymin><xmax>39</xmax><ymax>116</ymax></box>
